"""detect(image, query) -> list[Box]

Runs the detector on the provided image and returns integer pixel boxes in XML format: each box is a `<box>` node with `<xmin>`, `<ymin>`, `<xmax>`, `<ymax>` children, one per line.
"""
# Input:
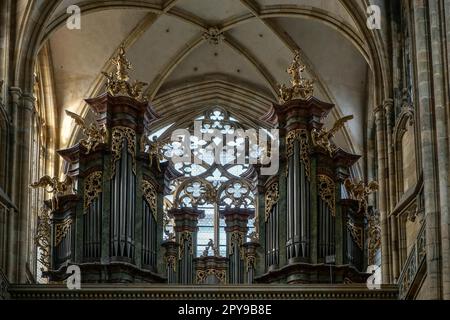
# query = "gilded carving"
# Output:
<box><xmin>111</xmin><ymin>126</ymin><xmax>136</xmax><ymax>178</ymax></box>
<box><xmin>84</xmin><ymin>171</ymin><xmax>102</xmax><ymax>212</ymax></box>
<box><xmin>35</xmin><ymin>207</ymin><xmax>51</xmax><ymax>269</ymax></box>
<box><xmin>265</xmin><ymin>182</ymin><xmax>279</xmax><ymax>222</ymax></box>
<box><xmin>286</xmin><ymin>129</ymin><xmax>310</xmax><ymax>178</ymax></box>
<box><xmin>30</xmin><ymin>175</ymin><xmax>73</xmax><ymax>211</ymax></box>
<box><xmin>165</xmin><ymin>254</ymin><xmax>177</xmax><ymax>272</ymax></box>
<box><xmin>245</xmin><ymin>252</ymin><xmax>257</xmax><ymax>272</ymax></box>
<box><xmin>65</xmin><ymin>110</ymin><xmax>108</xmax><ymax>154</ymax></box>
<box><xmin>344</xmin><ymin>179</ymin><xmax>379</xmax><ymax>214</ymax></box>
<box><xmin>174</xmin><ymin>178</ymin><xmax>216</xmax><ymax>208</ymax></box>
<box><xmin>311</xmin><ymin>115</ymin><xmax>354</xmax><ymax>156</ymax></box>
<box><xmin>229</xmin><ymin>231</ymin><xmax>245</xmax><ymax>259</ymax></box>
<box><xmin>179</xmin><ymin>231</ymin><xmax>193</xmax><ymax>258</ymax></box>
<box><xmin>141</xmin><ymin>136</ymin><xmax>164</xmax><ymax>172</ymax></box>
<box><xmin>55</xmin><ymin>219</ymin><xmax>72</xmax><ymax>246</ymax></box>
<box><xmin>278</xmin><ymin>50</ymin><xmax>314</xmax><ymax>103</ymax></box>
<box><xmin>367</xmin><ymin>211</ymin><xmax>381</xmax><ymax>266</ymax></box>
<box><xmin>196</xmin><ymin>269</ymin><xmax>226</xmax><ymax>284</ymax></box>
<box><xmin>142</xmin><ymin>180</ymin><xmax>157</xmax><ymax>220</ymax></box>
<box><xmin>347</xmin><ymin>220</ymin><xmax>363</xmax><ymax>250</ymax></box>
<box><xmin>102</xmin><ymin>45</ymin><xmax>148</xmax><ymax>102</ymax></box>
<box><xmin>318</xmin><ymin>175</ymin><xmax>336</xmax><ymax>217</ymax></box>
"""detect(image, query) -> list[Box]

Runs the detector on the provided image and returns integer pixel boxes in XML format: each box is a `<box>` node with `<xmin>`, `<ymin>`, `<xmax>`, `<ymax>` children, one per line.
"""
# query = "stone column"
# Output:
<box><xmin>428</xmin><ymin>0</ymin><xmax>450</xmax><ymax>300</ymax></box>
<box><xmin>385</xmin><ymin>100</ymin><xmax>399</xmax><ymax>280</ymax></box>
<box><xmin>374</xmin><ymin>104</ymin><xmax>391</xmax><ymax>284</ymax></box>
<box><xmin>412</xmin><ymin>0</ymin><xmax>445</xmax><ymax>299</ymax></box>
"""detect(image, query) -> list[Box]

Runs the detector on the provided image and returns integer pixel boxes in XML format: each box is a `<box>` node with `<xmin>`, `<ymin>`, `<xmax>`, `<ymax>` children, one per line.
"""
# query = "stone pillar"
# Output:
<box><xmin>385</xmin><ymin>100</ymin><xmax>399</xmax><ymax>280</ymax></box>
<box><xmin>412</xmin><ymin>0</ymin><xmax>446</xmax><ymax>299</ymax></box>
<box><xmin>6</xmin><ymin>88</ymin><xmax>34</xmax><ymax>283</ymax></box>
<box><xmin>374</xmin><ymin>104</ymin><xmax>391</xmax><ymax>284</ymax></box>
<box><xmin>427</xmin><ymin>0</ymin><xmax>450</xmax><ymax>300</ymax></box>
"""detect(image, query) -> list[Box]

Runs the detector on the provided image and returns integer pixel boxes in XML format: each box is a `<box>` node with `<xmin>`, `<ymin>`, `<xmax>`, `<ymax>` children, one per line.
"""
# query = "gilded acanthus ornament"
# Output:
<box><xmin>30</xmin><ymin>175</ymin><xmax>73</xmax><ymax>211</ymax></box>
<box><xmin>229</xmin><ymin>231</ymin><xmax>245</xmax><ymax>259</ymax></box>
<box><xmin>163</xmin><ymin>206</ymin><xmax>176</xmax><ymax>241</ymax></box>
<box><xmin>286</xmin><ymin>129</ymin><xmax>310</xmax><ymax>178</ymax></box>
<box><xmin>318</xmin><ymin>175</ymin><xmax>336</xmax><ymax>216</ymax></box>
<box><xmin>35</xmin><ymin>207</ymin><xmax>51</xmax><ymax>269</ymax></box>
<box><xmin>245</xmin><ymin>252</ymin><xmax>257</xmax><ymax>272</ymax></box>
<box><xmin>278</xmin><ymin>50</ymin><xmax>314</xmax><ymax>103</ymax></box>
<box><xmin>141</xmin><ymin>135</ymin><xmax>164</xmax><ymax>172</ymax></box>
<box><xmin>65</xmin><ymin>110</ymin><xmax>108</xmax><ymax>154</ymax></box>
<box><xmin>111</xmin><ymin>126</ymin><xmax>137</xmax><ymax>178</ymax></box>
<box><xmin>84</xmin><ymin>171</ymin><xmax>102</xmax><ymax>212</ymax></box>
<box><xmin>311</xmin><ymin>115</ymin><xmax>354</xmax><ymax>156</ymax></box>
<box><xmin>179</xmin><ymin>231</ymin><xmax>194</xmax><ymax>258</ymax></box>
<box><xmin>142</xmin><ymin>180</ymin><xmax>157</xmax><ymax>220</ymax></box>
<box><xmin>196</xmin><ymin>269</ymin><xmax>226</xmax><ymax>284</ymax></box>
<box><xmin>367</xmin><ymin>210</ymin><xmax>381</xmax><ymax>265</ymax></box>
<box><xmin>347</xmin><ymin>220</ymin><xmax>363</xmax><ymax>250</ymax></box>
<box><xmin>102</xmin><ymin>45</ymin><xmax>148</xmax><ymax>102</ymax></box>
<box><xmin>265</xmin><ymin>182</ymin><xmax>279</xmax><ymax>222</ymax></box>
<box><xmin>55</xmin><ymin>218</ymin><xmax>72</xmax><ymax>246</ymax></box>
<box><xmin>344</xmin><ymin>179</ymin><xmax>379</xmax><ymax>214</ymax></box>
<box><xmin>165</xmin><ymin>254</ymin><xmax>177</xmax><ymax>272</ymax></box>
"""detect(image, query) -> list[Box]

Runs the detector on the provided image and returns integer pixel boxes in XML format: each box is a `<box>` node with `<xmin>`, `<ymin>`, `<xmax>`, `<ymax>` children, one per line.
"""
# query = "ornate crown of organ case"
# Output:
<box><xmin>33</xmin><ymin>48</ymin><xmax>379</xmax><ymax>285</ymax></box>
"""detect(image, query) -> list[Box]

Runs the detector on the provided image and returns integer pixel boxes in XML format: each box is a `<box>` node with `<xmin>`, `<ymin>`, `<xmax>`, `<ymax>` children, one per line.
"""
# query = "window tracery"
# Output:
<box><xmin>156</xmin><ymin>108</ymin><xmax>258</xmax><ymax>257</ymax></box>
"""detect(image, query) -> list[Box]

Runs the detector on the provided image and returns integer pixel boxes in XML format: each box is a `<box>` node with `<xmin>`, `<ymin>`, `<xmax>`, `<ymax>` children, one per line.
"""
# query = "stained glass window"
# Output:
<box><xmin>155</xmin><ymin>108</ymin><xmax>258</xmax><ymax>256</ymax></box>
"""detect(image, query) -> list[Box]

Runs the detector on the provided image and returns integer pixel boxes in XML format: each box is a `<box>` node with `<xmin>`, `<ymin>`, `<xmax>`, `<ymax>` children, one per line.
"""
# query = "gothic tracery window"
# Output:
<box><xmin>158</xmin><ymin>108</ymin><xmax>257</xmax><ymax>256</ymax></box>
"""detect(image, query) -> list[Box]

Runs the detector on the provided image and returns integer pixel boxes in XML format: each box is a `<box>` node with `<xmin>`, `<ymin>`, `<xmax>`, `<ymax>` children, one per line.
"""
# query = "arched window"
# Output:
<box><xmin>157</xmin><ymin>108</ymin><xmax>259</xmax><ymax>256</ymax></box>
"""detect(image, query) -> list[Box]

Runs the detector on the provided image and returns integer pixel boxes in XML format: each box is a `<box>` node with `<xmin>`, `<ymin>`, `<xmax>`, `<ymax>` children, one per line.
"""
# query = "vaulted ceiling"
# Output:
<box><xmin>38</xmin><ymin>0</ymin><xmax>373</xmax><ymax>164</ymax></box>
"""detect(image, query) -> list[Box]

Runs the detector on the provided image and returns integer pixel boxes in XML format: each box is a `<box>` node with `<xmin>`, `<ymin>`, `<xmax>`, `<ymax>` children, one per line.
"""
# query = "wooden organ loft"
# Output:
<box><xmin>32</xmin><ymin>48</ymin><xmax>381</xmax><ymax>286</ymax></box>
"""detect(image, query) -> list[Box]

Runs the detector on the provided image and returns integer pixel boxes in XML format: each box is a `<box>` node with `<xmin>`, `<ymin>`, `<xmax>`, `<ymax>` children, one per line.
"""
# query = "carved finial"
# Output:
<box><xmin>278</xmin><ymin>50</ymin><xmax>314</xmax><ymax>103</ymax></box>
<box><xmin>203</xmin><ymin>27</ymin><xmax>224</xmax><ymax>45</ymax></box>
<box><xmin>102</xmin><ymin>44</ymin><xmax>148</xmax><ymax>102</ymax></box>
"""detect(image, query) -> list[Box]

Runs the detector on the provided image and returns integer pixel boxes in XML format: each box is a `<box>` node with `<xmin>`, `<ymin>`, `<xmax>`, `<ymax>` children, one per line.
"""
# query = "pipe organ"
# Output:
<box><xmin>34</xmin><ymin>48</ymin><xmax>378</xmax><ymax>285</ymax></box>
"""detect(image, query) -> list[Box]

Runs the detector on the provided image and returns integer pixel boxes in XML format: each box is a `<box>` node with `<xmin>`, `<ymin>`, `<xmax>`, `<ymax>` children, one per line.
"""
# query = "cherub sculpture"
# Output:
<box><xmin>65</xmin><ymin>110</ymin><xmax>108</xmax><ymax>154</ymax></box>
<box><xmin>311</xmin><ymin>115</ymin><xmax>354</xmax><ymax>156</ymax></box>
<box><xmin>30</xmin><ymin>175</ymin><xmax>73</xmax><ymax>211</ymax></box>
<box><xmin>344</xmin><ymin>179</ymin><xmax>379</xmax><ymax>214</ymax></box>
